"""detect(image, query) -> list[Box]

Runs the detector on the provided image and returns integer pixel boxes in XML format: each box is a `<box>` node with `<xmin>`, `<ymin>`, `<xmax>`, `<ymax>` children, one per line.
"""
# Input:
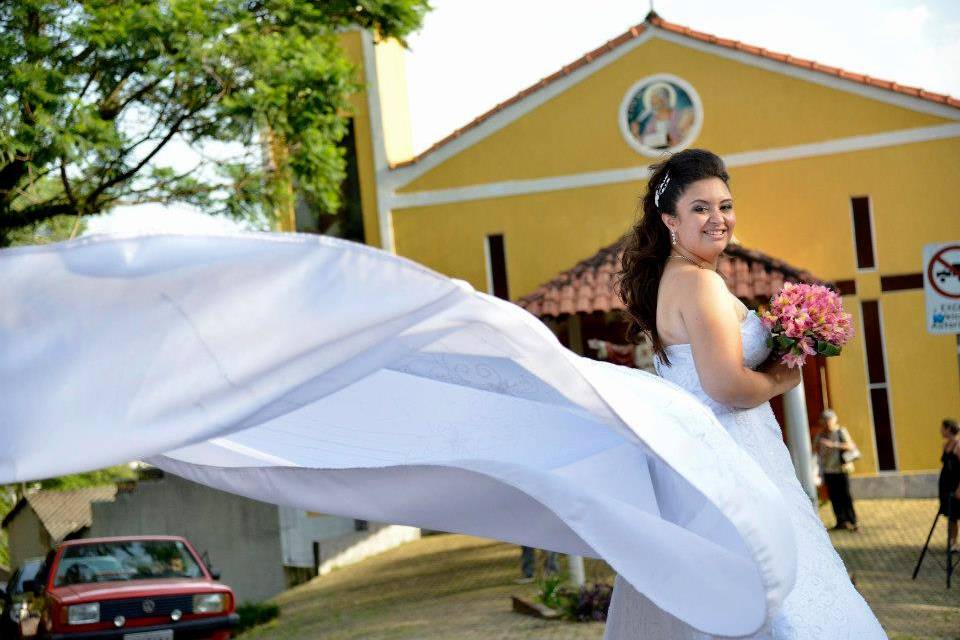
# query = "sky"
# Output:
<box><xmin>88</xmin><ymin>0</ymin><xmax>960</xmax><ymax>235</ymax></box>
<box><xmin>404</xmin><ymin>0</ymin><xmax>960</xmax><ymax>154</ymax></box>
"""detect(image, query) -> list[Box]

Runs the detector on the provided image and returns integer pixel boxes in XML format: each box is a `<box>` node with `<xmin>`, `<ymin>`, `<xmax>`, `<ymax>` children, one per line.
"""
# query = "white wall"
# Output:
<box><xmin>318</xmin><ymin>524</ymin><xmax>421</xmax><ymax>575</ymax></box>
<box><xmin>277</xmin><ymin>507</ymin><xmax>356</xmax><ymax>568</ymax></box>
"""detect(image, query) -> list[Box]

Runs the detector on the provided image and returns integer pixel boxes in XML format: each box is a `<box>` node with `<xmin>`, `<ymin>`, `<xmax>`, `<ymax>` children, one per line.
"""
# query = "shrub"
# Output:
<box><xmin>535</xmin><ymin>576</ymin><xmax>612</xmax><ymax>622</ymax></box>
<box><xmin>570</xmin><ymin>582</ymin><xmax>613</xmax><ymax>622</ymax></box>
<box><xmin>236</xmin><ymin>601</ymin><xmax>280</xmax><ymax>633</ymax></box>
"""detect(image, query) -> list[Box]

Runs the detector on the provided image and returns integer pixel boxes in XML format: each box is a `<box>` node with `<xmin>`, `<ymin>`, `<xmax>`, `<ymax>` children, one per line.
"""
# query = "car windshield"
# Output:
<box><xmin>54</xmin><ymin>540</ymin><xmax>203</xmax><ymax>586</ymax></box>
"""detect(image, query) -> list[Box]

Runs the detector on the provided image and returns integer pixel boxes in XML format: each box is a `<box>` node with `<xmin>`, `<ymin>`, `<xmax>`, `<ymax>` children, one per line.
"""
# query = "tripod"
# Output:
<box><xmin>912</xmin><ymin>498</ymin><xmax>960</xmax><ymax>588</ymax></box>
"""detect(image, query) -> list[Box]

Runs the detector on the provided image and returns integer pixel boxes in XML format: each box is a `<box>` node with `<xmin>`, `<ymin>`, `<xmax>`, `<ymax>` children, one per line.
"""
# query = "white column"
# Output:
<box><xmin>568</xmin><ymin>554</ymin><xmax>585</xmax><ymax>588</ymax></box>
<box><xmin>783</xmin><ymin>377</ymin><xmax>817</xmax><ymax>505</ymax></box>
<box><xmin>565</xmin><ymin>314</ymin><xmax>586</xmax><ymax>588</ymax></box>
<box><xmin>360</xmin><ymin>30</ymin><xmax>397</xmax><ymax>254</ymax></box>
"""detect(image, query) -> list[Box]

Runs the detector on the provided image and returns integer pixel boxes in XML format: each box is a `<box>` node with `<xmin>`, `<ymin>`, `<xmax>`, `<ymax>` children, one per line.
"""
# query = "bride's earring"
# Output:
<box><xmin>670</xmin><ymin>230</ymin><xmax>677</xmax><ymax>245</ymax></box>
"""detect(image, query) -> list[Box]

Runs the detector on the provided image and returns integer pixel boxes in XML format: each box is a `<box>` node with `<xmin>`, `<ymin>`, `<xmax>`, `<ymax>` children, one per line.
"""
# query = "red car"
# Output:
<box><xmin>22</xmin><ymin>536</ymin><xmax>238</xmax><ymax>640</ymax></box>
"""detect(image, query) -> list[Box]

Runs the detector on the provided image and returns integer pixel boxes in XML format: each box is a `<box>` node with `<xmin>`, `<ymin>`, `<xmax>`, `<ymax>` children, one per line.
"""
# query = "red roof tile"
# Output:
<box><xmin>516</xmin><ymin>240</ymin><xmax>829</xmax><ymax>318</ymax></box>
<box><xmin>391</xmin><ymin>14</ymin><xmax>959</xmax><ymax>170</ymax></box>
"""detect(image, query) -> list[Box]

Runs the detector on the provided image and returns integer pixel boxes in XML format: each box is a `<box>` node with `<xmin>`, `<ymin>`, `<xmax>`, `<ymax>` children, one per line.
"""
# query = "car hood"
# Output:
<box><xmin>53</xmin><ymin>579</ymin><xmax>231</xmax><ymax>604</ymax></box>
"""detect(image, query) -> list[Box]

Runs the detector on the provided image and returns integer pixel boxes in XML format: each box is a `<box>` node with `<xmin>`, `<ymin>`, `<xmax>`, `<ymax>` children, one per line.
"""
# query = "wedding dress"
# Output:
<box><xmin>604</xmin><ymin>312</ymin><xmax>886</xmax><ymax>639</ymax></box>
<box><xmin>0</xmin><ymin>233</ymin><xmax>882</xmax><ymax>637</ymax></box>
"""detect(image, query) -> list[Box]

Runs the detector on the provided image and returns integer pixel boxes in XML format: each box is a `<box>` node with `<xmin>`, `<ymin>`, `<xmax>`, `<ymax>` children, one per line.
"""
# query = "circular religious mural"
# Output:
<box><xmin>619</xmin><ymin>74</ymin><xmax>703</xmax><ymax>156</ymax></box>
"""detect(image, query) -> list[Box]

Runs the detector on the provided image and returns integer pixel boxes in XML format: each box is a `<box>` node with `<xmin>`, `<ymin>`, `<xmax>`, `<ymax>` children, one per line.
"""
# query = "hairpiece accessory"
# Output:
<box><xmin>654</xmin><ymin>173</ymin><xmax>671</xmax><ymax>209</ymax></box>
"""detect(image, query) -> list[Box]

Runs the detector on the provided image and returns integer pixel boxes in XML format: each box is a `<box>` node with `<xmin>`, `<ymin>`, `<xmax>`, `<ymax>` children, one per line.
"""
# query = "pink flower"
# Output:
<box><xmin>782</xmin><ymin>351</ymin><xmax>806</xmax><ymax>368</ymax></box>
<box><xmin>783</xmin><ymin>319</ymin><xmax>804</xmax><ymax>339</ymax></box>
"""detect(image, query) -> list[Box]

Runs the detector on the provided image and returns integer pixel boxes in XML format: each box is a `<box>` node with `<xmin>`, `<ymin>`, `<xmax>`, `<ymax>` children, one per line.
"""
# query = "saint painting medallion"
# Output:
<box><xmin>619</xmin><ymin>74</ymin><xmax>703</xmax><ymax>156</ymax></box>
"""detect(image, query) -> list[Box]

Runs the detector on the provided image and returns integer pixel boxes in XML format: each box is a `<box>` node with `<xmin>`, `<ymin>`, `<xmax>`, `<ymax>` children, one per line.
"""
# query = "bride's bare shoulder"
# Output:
<box><xmin>661</xmin><ymin>267</ymin><xmax>729</xmax><ymax>322</ymax></box>
<box><xmin>669</xmin><ymin>265</ymin><xmax>727</xmax><ymax>295</ymax></box>
<box><xmin>660</xmin><ymin>265</ymin><xmax>728</xmax><ymax>317</ymax></box>
<box><xmin>658</xmin><ymin>266</ymin><xmax>733</xmax><ymax>343</ymax></box>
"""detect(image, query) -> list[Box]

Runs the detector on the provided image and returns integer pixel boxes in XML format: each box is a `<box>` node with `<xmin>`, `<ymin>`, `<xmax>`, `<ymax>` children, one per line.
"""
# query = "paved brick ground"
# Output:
<box><xmin>820</xmin><ymin>498</ymin><xmax>960</xmax><ymax>640</ymax></box>
<box><xmin>239</xmin><ymin>499</ymin><xmax>959</xmax><ymax>639</ymax></box>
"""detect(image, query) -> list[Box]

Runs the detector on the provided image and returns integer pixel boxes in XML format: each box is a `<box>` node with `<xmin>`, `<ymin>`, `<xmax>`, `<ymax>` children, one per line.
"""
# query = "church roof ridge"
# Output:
<box><xmin>391</xmin><ymin>15</ymin><xmax>959</xmax><ymax>170</ymax></box>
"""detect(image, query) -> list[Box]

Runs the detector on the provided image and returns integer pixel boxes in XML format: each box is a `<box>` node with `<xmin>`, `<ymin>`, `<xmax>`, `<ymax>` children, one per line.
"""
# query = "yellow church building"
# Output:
<box><xmin>325</xmin><ymin>13</ymin><xmax>960</xmax><ymax>489</ymax></box>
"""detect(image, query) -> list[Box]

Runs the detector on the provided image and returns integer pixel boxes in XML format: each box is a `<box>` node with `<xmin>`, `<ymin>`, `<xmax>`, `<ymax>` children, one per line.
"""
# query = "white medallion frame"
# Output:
<box><xmin>618</xmin><ymin>73</ymin><xmax>704</xmax><ymax>157</ymax></box>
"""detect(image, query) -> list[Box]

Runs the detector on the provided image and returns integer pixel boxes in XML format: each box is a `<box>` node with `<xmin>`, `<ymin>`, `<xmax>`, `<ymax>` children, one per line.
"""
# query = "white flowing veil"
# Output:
<box><xmin>0</xmin><ymin>233</ymin><xmax>796</xmax><ymax>636</ymax></box>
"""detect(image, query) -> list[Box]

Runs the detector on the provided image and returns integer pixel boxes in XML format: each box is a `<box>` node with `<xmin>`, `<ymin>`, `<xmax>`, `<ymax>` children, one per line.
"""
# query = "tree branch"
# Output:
<box><xmin>73</xmin><ymin>67</ymin><xmax>98</xmax><ymax>110</ymax></box>
<box><xmin>98</xmin><ymin>67</ymin><xmax>138</xmax><ymax>120</ymax></box>
<box><xmin>60</xmin><ymin>159</ymin><xmax>77</xmax><ymax>209</ymax></box>
<box><xmin>119</xmin><ymin>102</ymin><xmax>174</xmax><ymax>156</ymax></box>
<box><xmin>86</xmin><ymin>106</ymin><xmax>201</xmax><ymax>205</ymax></box>
<box><xmin>70</xmin><ymin>44</ymin><xmax>96</xmax><ymax>66</ymax></box>
<box><xmin>0</xmin><ymin>160</ymin><xmax>29</xmax><ymax>202</ymax></box>
<box><xmin>116</xmin><ymin>76</ymin><xmax>166</xmax><ymax>113</ymax></box>
<box><xmin>0</xmin><ymin>202</ymin><xmax>76</xmax><ymax>231</ymax></box>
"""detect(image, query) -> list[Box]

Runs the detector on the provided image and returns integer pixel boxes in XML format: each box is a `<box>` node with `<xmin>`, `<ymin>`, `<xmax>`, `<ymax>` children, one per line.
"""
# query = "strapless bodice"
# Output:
<box><xmin>654</xmin><ymin>311</ymin><xmax>771</xmax><ymax>415</ymax></box>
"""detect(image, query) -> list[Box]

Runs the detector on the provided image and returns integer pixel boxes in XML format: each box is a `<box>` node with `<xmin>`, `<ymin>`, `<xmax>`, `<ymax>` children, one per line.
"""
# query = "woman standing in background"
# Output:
<box><xmin>815</xmin><ymin>409</ymin><xmax>860</xmax><ymax>532</ymax></box>
<box><xmin>938</xmin><ymin>418</ymin><xmax>960</xmax><ymax>551</ymax></box>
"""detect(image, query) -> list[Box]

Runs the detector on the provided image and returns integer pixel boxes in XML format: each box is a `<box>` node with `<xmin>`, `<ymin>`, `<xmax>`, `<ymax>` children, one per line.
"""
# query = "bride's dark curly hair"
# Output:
<box><xmin>616</xmin><ymin>149</ymin><xmax>730</xmax><ymax>364</ymax></box>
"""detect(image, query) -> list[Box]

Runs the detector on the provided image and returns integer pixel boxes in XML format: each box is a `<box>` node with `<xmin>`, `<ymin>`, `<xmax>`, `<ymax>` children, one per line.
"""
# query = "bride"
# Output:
<box><xmin>605</xmin><ymin>149</ymin><xmax>884</xmax><ymax>638</ymax></box>
<box><xmin>0</xmin><ymin>151</ymin><xmax>884</xmax><ymax>639</ymax></box>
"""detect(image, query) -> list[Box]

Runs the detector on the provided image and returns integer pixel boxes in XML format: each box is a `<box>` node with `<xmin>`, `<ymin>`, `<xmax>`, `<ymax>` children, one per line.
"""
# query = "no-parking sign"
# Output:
<box><xmin>924</xmin><ymin>242</ymin><xmax>960</xmax><ymax>334</ymax></box>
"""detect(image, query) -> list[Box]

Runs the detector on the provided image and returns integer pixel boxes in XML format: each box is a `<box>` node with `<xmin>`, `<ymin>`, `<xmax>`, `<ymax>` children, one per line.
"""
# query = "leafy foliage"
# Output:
<box><xmin>569</xmin><ymin>582</ymin><xmax>614</xmax><ymax>622</ymax></box>
<box><xmin>536</xmin><ymin>575</ymin><xmax>613</xmax><ymax>622</ymax></box>
<box><xmin>236</xmin><ymin>601</ymin><xmax>281</xmax><ymax>632</ymax></box>
<box><xmin>36</xmin><ymin>464</ymin><xmax>136</xmax><ymax>491</ymax></box>
<box><xmin>0</xmin><ymin>0</ymin><xmax>430</xmax><ymax>244</ymax></box>
<box><xmin>0</xmin><ymin>487</ymin><xmax>12</xmax><ymax>569</ymax></box>
<box><xmin>536</xmin><ymin>574</ymin><xmax>575</xmax><ymax>611</ymax></box>
<box><xmin>5</xmin><ymin>214</ymin><xmax>84</xmax><ymax>246</ymax></box>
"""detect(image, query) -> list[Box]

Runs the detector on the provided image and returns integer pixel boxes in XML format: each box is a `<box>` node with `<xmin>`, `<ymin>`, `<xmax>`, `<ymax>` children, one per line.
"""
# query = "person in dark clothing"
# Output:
<box><xmin>938</xmin><ymin>418</ymin><xmax>960</xmax><ymax>552</ymax></box>
<box><xmin>516</xmin><ymin>546</ymin><xmax>559</xmax><ymax>584</ymax></box>
<box><xmin>814</xmin><ymin>409</ymin><xmax>859</xmax><ymax>531</ymax></box>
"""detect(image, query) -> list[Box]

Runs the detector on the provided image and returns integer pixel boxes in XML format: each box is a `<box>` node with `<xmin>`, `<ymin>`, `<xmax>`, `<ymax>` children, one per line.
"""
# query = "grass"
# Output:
<box><xmin>238</xmin><ymin>500</ymin><xmax>960</xmax><ymax>639</ymax></box>
<box><xmin>237</xmin><ymin>533</ymin><xmax>611</xmax><ymax>640</ymax></box>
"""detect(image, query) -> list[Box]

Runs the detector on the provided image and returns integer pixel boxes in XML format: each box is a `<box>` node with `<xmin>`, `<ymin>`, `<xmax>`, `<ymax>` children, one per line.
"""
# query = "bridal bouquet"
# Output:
<box><xmin>760</xmin><ymin>282</ymin><xmax>854</xmax><ymax>368</ymax></box>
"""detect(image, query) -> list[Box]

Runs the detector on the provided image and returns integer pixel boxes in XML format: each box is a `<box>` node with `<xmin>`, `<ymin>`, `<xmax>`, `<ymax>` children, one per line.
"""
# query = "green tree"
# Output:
<box><xmin>5</xmin><ymin>214</ymin><xmax>85</xmax><ymax>246</ymax></box>
<box><xmin>0</xmin><ymin>465</ymin><xmax>138</xmax><ymax>568</ymax></box>
<box><xmin>0</xmin><ymin>0</ymin><xmax>430</xmax><ymax>245</ymax></box>
<box><xmin>0</xmin><ymin>486</ymin><xmax>13</xmax><ymax>568</ymax></box>
<box><xmin>36</xmin><ymin>464</ymin><xmax>137</xmax><ymax>491</ymax></box>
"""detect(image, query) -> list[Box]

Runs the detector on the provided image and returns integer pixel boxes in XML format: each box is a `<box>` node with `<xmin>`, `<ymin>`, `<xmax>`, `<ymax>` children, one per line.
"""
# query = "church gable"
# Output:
<box><xmin>392</xmin><ymin>19</ymin><xmax>957</xmax><ymax>196</ymax></box>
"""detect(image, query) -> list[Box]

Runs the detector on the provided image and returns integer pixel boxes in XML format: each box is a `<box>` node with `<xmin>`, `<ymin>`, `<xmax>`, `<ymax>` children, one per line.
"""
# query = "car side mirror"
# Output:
<box><xmin>200</xmin><ymin>550</ymin><xmax>220</xmax><ymax>580</ymax></box>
